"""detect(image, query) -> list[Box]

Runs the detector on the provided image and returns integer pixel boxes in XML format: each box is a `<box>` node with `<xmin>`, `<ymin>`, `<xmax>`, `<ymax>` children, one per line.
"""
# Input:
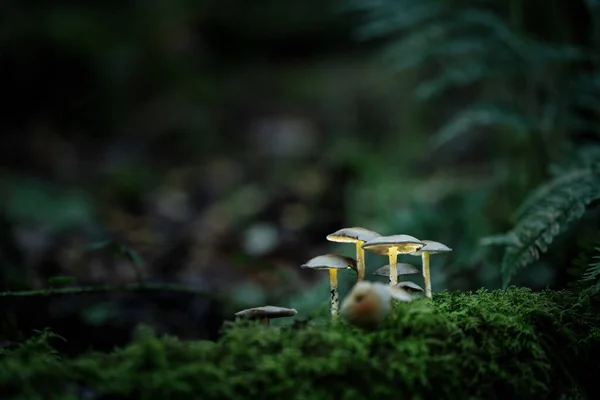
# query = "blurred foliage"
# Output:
<box><xmin>1</xmin><ymin>287</ymin><xmax>599</xmax><ymax>399</ymax></box>
<box><xmin>482</xmin><ymin>148</ymin><xmax>600</xmax><ymax>286</ymax></box>
<box><xmin>344</xmin><ymin>0</ymin><xmax>600</xmax><ymax>289</ymax></box>
<box><xmin>582</xmin><ymin>247</ymin><xmax>600</xmax><ymax>281</ymax></box>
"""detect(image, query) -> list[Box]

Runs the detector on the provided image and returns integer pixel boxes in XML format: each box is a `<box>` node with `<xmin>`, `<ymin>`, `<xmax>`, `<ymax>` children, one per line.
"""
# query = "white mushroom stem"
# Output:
<box><xmin>329</xmin><ymin>268</ymin><xmax>339</xmax><ymax>317</ymax></box>
<box><xmin>388</xmin><ymin>248</ymin><xmax>398</xmax><ymax>286</ymax></box>
<box><xmin>261</xmin><ymin>317</ymin><xmax>270</xmax><ymax>326</ymax></box>
<box><xmin>422</xmin><ymin>252</ymin><xmax>432</xmax><ymax>299</ymax></box>
<box><xmin>356</xmin><ymin>241</ymin><xmax>366</xmax><ymax>281</ymax></box>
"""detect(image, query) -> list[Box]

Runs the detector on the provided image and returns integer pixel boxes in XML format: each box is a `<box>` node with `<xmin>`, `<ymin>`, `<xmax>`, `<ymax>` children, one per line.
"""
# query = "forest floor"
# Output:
<box><xmin>1</xmin><ymin>286</ymin><xmax>599</xmax><ymax>400</ymax></box>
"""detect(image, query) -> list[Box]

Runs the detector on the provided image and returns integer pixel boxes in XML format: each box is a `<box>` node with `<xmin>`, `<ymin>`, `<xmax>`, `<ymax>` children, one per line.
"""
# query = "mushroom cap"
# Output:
<box><xmin>409</xmin><ymin>240</ymin><xmax>452</xmax><ymax>255</ymax></box>
<box><xmin>301</xmin><ymin>254</ymin><xmax>357</xmax><ymax>271</ymax></box>
<box><xmin>362</xmin><ymin>234</ymin><xmax>425</xmax><ymax>255</ymax></box>
<box><xmin>387</xmin><ymin>285</ymin><xmax>414</xmax><ymax>302</ymax></box>
<box><xmin>395</xmin><ymin>281</ymin><xmax>424</xmax><ymax>292</ymax></box>
<box><xmin>340</xmin><ymin>281</ymin><xmax>392</xmax><ymax>329</ymax></box>
<box><xmin>326</xmin><ymin>227</ymin><xmax>381</xmax><ymax>243</ymax></box>
<box><xmin>373</xmin><ymin>263</ymin><xmax>419</xmax><ymax>277</ymax></box>
<box><xmin>234</xmin><ymin>305</ymin><xmax>298</xmax><ymax>319</ymax></box>
<box><xmin>340</xmin><ymin>281</ymin><xmax>412</xmax><ymax>329</ymax></box>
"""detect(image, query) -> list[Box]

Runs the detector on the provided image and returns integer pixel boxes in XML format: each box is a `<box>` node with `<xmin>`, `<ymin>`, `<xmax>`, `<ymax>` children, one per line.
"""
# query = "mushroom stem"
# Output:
<box><xmin>388</xmin><ymin>249</ymin><xmax>398</xmax><ymax>286</ymax></box>
<box><xmin>261</xmin><ymin>317</ymin><xmax>270</xmax><ymax>326</ymax></box>
<box><xmin>329</xmin><ymin>268</ymin><xmax>339</xmax><ymax>317</ymax></box>
<box><xmin>355</xmin><ymin>241</ymin><xmax>366</xmax><ymax>281</ymax></box>
<box><xmin>422</xmin><ymin>252</ymin><xmax>432</xmax><ymax>299</ymax></box>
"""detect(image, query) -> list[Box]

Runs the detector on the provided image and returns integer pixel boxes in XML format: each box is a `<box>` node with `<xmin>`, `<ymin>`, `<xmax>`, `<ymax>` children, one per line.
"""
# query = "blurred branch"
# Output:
<box><xmin>0</xmin><ymin>283</ymin><xmax>237</xmax><ymax>306</ymax></box>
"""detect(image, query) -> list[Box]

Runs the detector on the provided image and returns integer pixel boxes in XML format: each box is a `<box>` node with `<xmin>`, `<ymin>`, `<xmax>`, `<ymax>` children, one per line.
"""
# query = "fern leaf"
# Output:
<box><xmin>380</xmin><ymin>20</ymin><xmax>469</xmax><ymax>71</ymax></box>
<box><xmin>500</xmin><ymin>168</ymin><xmax>600</xmax><ymax>287</ymax></box>
<box><xmin>415</xmin><ymin>64</ymin><xmax>490</xmax><ymax>100</ymax></box>
<box><xmin>356</xmin><ymin>1</ymin><xmax>446</xmax><ymax>40</ymax></box>
<box><xmin>581</xmin><ymin>247</ymin><xmax>600</xmax><ymax>281</ymax></box>
<box><xmin>511</xmin><ymin>169</ymin><xmax>592</xmax><ymax>222</ymax></box>
<box><xmin>453</xmin><ymin>9</ymin><xmax>526</xmax><ymax>56</ymax></box>
<box><xmin>479</xmin><ymin>232</ymin><xmax>521</xmax><ymax>247</ymax></box>
<box><xmin>431</xmin><ymin>103</ymin><xmax>532</xmax><ymax>148</ymax></box>
<box><xmin>522</xmin><ymin>42</ymin><xmax>583</xmax><ymax>67</ymax></box>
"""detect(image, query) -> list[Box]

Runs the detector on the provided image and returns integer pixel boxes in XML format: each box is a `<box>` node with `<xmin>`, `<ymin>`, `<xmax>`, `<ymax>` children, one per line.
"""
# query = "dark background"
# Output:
<box><xmin>1</xmin><ymin>0</ymin><xmax>599</xmax><ymax>354</ymax></box>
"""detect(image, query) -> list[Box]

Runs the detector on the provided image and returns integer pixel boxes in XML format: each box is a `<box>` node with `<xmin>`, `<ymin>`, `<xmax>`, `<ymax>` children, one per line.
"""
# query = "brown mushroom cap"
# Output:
<box><xmin>409</xmin><ymin>240</ymin><xmax>452</xmax><ymax>255</ymax></box>
<box><xmin>234</xmin><ymin>305</ymin><xmax>298</xmax><ymax>319</ymax></box>
<box><xmin>373</xmin><ymin>263</ymin><xmax>419</xmax><ymax>277</ymax></box>
<box><xmin>362</xmin><ymin>234</ymin><xmax>425</xmax><ymax>255</ymax></box>
<box><xmin>395</xmin><ymin>281</ymin><xmax>424</xmax><ymax>292</ymax></box>
<box><xmin>326</xmin><ymin>227</ymin><xmax>381</xmax><ymax>243</ymax></box>
<box><xmin>301</xmin><ymin>254</ymin><xmax>357</xmax><ymax>272</ymax></box>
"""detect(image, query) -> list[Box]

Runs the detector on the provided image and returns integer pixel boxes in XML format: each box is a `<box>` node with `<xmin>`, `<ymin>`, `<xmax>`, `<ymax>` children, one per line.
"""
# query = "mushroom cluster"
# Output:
<box><xmin>234</xmin><ymin>226</ymin><xmax>451</xmax><ymax>328</ymax></box>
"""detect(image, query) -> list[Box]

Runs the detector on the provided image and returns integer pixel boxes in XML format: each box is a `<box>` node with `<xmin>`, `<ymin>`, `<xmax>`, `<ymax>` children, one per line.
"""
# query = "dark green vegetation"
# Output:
<box><xmin>2</xmin><ymin>0</ymin><xmax>600</xmax><ymax>397</ymax></box>
<box><xmin>350</xmin><ymin>0</ymin><xmax>600</xmax><ymax>289</ymax></box>
<box><xmin>2</xmin><ymin>287</ymin><xmax>599</xmax><ymax>400</ymax></box>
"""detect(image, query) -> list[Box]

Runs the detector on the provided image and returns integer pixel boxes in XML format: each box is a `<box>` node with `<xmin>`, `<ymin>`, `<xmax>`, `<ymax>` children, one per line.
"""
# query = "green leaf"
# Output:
<box><xmin>85</xmin><ymin>240</ymin><xmax>113</xmax><ymax>250</ymax></box>
<box><xmin>581</xmin><ymin>247</ymin><xmax>600</xmax><ymax>281</ymax></box>
<box><xmin>479</xmin><ymin>233</ymin><xmax>520</xmax><ymax>247</ymax></box>
<box><xmin>497</xmin><ymin>166</ymin><xmax>600</xmax><ymax>287</ymax></box>
<box><xmin>125</xmin><ymin>248</ymin><xmax>145</xmax><ymax>267</ymax></box>
<box><xmin>432</xmin><ymin>103</ymin><xmax>532</xmax><ymax>149</ymax></box>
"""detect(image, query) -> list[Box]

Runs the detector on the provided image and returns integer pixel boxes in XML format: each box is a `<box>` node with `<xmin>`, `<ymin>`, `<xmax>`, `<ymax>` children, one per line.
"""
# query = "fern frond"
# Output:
<box><xmin>569</xmin><ymin>72</ymin><xmax>600</xmax><ymax>118</ymax></box>
<box><xmin>414</xmin><ymin>64</ymin><xmax>488</xmax><ymax>100</ymax></box>
<box><xmin>381</xmin><ymin>21</ymin><xmax>472</xmax><ymax>71</ymax></box>
<box><xmin>356</xmin><ymin>1</ymin><xmax>586</xmax><ymax>102</ymax></box>
<box><xmin>521</xmin><ymin>42</ymin><xmax>583</xmax><ymax>67</ymax></box>
<box><xmin>479</xmin><ymin>232</ymin><xmax>520</xmax><ymax>247</ymax></box>
<box><xmin>499</xmin><ymin>168</ymin><xmax>600</xmax><ymax>287</ymax></box>
<box><xmin>511</xmin><ymin>169</ymin><xmax>592</xmax><ymax>222</ymax></box>
<box><xmin>413</xmin><ymin>40</ymin><xmax>582</xmax><ymax>100</ymax></box>
<box><xmin>356</xmin><ymin>1</ymin><xmax>446</xmax><ymax>40</ymax></box>
<box><xmin>431</xmin><ymin>103</ymin><xmax>532</xmax><ymax>148</ymax></box>
<box><xmin>575</xmin><ymin>145</ymin><xmax>600</xmax><ymax>168</ymax></box>
<box><xmin>581</xmin><ymin>247</ymin><xmax>600</xmax><ymax>281</ymax></box>
<box><xmin>453</xmin><ymin>9</ymin><xmax>526</xmax><ymax>56</ymax></box>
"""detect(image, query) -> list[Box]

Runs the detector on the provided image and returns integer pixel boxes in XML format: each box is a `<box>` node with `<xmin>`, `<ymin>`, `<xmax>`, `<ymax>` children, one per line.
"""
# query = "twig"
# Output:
<box><xmin>0</xmin><ymin>283</ymin><xmax>238</xmax><ymax>306</ymax></box>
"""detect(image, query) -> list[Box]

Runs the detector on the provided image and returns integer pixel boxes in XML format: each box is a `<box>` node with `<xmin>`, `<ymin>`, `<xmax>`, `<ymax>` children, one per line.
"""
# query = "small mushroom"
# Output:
<box><xmin>326</xmin><ymin>227</ymin><xmax>381</xmax><ymax>282</ymax></box>
<box><xmin>234</xmin><ymin>305</ymin><xmax>298</xmax><ymax>326</ymax></box>
<box><xmin>301</xmin><ymin>254</ymin><xmax>357</xmax><ymax>317</ymax></box>
<box><xmin>362</xmin><ymin>235</ymin><xmax>425</xmax><ymax>286</ymax></box>
<box><xmin>387</xmin><ymin>285</ymin><xmax>414</xmax><ymax>302</ymax></box>
<box><xmin>395</xmin><ymin>281</ymin><xmax>424</xmax><ymax>293</ymax></box>
<box><xmin>373</xmin><ymin>263</ymin><xmax>419</xmax><ymax>278</ymax></box>
<box><xmin>408</xmin><ymin>240</ymin><xmax>452</xmax><ymax>299</ymax></box>
<box><xmin>340</xmin><ymin>281</ymin><xmax>412</xmax><ymax>329</ymax></box>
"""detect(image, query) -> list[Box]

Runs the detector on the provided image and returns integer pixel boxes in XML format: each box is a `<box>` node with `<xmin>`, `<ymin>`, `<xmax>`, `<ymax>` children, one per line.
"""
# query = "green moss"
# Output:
<box><xmin>1</xmin><ymin>287</ymin><xmax>599</xmax><ymax>400</ymax></box>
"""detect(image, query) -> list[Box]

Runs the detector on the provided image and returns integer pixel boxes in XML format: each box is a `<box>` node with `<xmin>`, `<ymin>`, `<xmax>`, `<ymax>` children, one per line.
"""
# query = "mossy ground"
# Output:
<box><xmin>1</xmin><ymin>287</ymin><xmax>599</xmax><ymax>400</ymax></box>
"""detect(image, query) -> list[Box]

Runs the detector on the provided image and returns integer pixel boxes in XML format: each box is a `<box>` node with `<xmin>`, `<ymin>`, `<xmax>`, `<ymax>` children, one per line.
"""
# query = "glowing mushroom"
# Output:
<box><xmin>395</xmin><ymin>281</ymin><xmax>424</xmax><ymax>293</ymax></box>
<box><xmin>234</xmin><ymin>305</ymin><xmax>297</xmax><ymax>326</ymax></box>
<box><xmin>408</xmin><ymin>240</ymin><xmax>452</xmax><ymax>299</ymax></box>
<box><xmin>301</xmin><ymin>254</ymin><xmax>357</xmax><ymax>317</ymax></box>
<box><xmin>326</xmin><ymin>227</ymin><xmax>381</xmax><ymax>281</ymax></box>
<box><xmin>340</xmin><ymin>281</ymin><xmax>412</xmax><ymax>329</ymax></box>
<box><xmin>362</xmin><ymin>235</ymin><xmax>425</xmax><ymax>286</ymax></box>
